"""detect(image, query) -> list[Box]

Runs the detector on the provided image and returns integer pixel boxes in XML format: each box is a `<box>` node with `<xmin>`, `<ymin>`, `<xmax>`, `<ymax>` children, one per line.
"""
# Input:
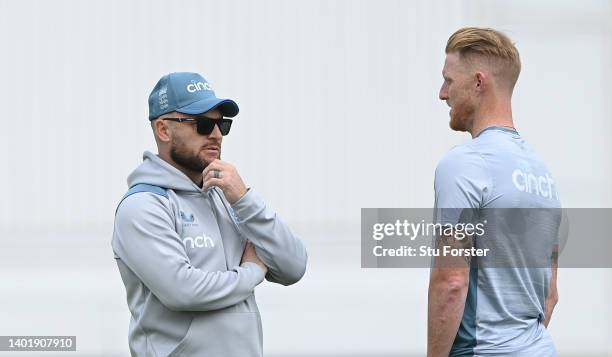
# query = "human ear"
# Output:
<box><xmin>154</xmin><ymin>119</ymin><xmax>172</xmax><ymax>142</ymax></box>
<box><xmin>475</xmin><ymin>71</ymin><xmax>487</xmax><ymax>91</ymax></box>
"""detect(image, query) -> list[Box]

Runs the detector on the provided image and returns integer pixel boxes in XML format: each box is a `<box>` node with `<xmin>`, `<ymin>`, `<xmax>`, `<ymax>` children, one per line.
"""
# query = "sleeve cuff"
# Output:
<box><xmin>239</xmin><ymin>261</ymin><xmax>266</xmax><ymax>284</ymax></box>
<box><xmin>230</xmin><ymin>188</ymin><xmax>266</xmax><ymax>222</ymax></box>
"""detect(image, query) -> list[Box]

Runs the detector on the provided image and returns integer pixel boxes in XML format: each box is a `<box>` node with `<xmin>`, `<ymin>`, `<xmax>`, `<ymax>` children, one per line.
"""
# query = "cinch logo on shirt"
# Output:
<box><xmin>182</xmin><ymin>232</ymin><xmax>216</xmax><ymax>249</ymax></box>
<box><xmin>186</xmin><ymin>80</ymin><xmax>213</xmax><ymax>93</ymax></box>
<box><xmin>512</xmin><ymin>169</ymin><xmax>558</xmax><ymax>200</ymax></box>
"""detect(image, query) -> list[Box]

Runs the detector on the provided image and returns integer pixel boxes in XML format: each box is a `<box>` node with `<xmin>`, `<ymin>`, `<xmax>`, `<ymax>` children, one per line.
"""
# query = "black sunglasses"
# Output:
<box><xmin>162</xmin><ymin>117</ymin><xmax>233</xmax><ymax>136</ymax></box>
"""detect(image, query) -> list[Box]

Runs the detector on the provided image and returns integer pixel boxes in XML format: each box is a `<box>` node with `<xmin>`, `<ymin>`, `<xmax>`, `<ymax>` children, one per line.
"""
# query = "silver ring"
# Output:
<box><xmin>213</xmin><ymin>169</ymin><xmax>221</xmax><ymax>179</ymax></box>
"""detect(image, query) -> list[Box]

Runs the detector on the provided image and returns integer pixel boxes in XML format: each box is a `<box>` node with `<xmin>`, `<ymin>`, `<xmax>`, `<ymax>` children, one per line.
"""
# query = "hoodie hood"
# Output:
<box><xmin>127</xmin><ymin>151</ymin><xmax>202</xmax><ymax>192</ymax></box>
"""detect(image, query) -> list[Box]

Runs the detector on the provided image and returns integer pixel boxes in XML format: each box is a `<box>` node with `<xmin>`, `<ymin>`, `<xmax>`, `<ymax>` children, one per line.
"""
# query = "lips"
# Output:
<box><xmin>202</xmin><ymin>146</ymin><xmax>219</xmax><ymax>157</ymax></box>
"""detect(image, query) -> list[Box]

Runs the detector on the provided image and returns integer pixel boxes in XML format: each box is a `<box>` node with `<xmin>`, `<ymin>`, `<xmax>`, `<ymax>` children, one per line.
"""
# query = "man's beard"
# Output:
<box><xmin>449</xmin><ymin>97</ymin><xmax>475</xmax><ymax>132</ymax></box>
<box><xmin>169</xmin><ymin>137</ymin><xmax>219</xmax><ymax>174</ymax></box>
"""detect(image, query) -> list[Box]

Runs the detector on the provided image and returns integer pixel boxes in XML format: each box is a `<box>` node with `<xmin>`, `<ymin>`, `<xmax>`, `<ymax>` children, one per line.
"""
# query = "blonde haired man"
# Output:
<box><xmin>428</xmin><ymin>28</ymin><xmax>560</xmax><ymax>356</ymax></box>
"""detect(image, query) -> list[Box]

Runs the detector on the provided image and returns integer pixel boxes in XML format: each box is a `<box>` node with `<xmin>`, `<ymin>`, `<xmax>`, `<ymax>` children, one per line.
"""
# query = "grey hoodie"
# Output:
<box><xmin>112</xmin><ymin>151</ymin><xmax>307</xmax><ymax>357</ymax></box>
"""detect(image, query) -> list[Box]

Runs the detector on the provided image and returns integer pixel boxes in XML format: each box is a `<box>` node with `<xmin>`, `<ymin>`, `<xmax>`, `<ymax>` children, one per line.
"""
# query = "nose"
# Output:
<box><xmin>208</xmin><ymin>123</ymin><xmax>223</xmax><ymax>139</ymax></box>
<box><xmin>439</xmin><ymin>84</ymin><xmax>448</xmax><ymax>101</ymax></box>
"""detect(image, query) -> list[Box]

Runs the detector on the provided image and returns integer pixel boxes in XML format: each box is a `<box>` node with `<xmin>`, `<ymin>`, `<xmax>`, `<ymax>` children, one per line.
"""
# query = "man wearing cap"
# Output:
<box><xmin>112</xmin><ymin>72</ymin><xmax>308</xmax><ymax>357</ymax></box>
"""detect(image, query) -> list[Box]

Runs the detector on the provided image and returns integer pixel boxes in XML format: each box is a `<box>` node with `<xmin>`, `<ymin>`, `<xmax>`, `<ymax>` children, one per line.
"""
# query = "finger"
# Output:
<box><xmin>242</xmin><ymin>241</ymin><xmax>254</xmax><ymax>259</ymax></box>
<box><xmin>202</xmin><ymin>177</ymin><xmax>224</xmax><ymax>191</ymax></box>
<box><xmin>203</xmin><ymin>169</ymin><xmax>222</xmax><ymax>183</ymax></box>
<box><xmin>213</xmin><ymin>159</ymin><xmax>228</xmax><ymax>167</ymax></box>
<box><xmin>205</xmin><ymin>160</ymin><xmax>233</xmax><ymax>178</ymax></box>
<box><xmin>202</xmin><ymin>159</ymin><xmax>222</xmax><ymax>177</ymax></box>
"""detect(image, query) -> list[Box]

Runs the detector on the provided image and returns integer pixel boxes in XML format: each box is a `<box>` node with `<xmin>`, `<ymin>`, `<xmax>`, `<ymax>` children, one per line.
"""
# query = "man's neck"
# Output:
<box><xmin>469</xmin><ymin>95</ymin><xmax>514</xmax><ymax>138</ymax></box>
<box><xmin>158</xmin><ymin>151</ymin><xmax>203</xmax><ymax>187</ymax></box>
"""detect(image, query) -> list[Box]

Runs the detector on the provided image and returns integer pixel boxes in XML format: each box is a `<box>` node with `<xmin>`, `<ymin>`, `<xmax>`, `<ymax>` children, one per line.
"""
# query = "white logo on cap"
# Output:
<box><xmin>187</xmin><ymin>80</ymin><xmax>213</xmax><ymax>93</ymax></box>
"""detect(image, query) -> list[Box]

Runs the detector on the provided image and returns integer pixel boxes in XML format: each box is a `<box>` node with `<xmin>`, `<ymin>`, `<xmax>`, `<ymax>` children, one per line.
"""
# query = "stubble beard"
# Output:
<box><xmin>170</xmin><ymin>137</ymin><xmax>220</xmax><ymax>174</ymax></box>
<box><xmin>449</xmin><ymin>97</ymin><xmax>475</xmax><ymax>133</ymax></box>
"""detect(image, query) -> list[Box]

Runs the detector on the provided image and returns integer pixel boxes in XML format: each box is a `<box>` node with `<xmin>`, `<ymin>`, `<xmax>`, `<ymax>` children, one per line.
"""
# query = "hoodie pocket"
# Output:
<box><xmin>168</xmin><ymin>311</ymin><xmax>262</xmax><ymax>357</ymax></box>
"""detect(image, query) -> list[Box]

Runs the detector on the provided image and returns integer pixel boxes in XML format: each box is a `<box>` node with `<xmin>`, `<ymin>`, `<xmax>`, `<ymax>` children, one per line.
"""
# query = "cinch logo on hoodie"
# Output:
<box><xmin>182</xmin><ymin>233</ymin><xmax>216</xmax><ymax>249</ymax></box>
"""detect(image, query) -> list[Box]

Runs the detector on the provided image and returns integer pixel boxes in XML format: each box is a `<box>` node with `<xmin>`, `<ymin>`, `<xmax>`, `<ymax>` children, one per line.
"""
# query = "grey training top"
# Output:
<box><xmin>112</xmin><ymin>151</ymin><xmax>307</xmax><ymax>357</ymax></box>
<box><xmin>434</xmin><ymin>127</ymin><xmax>560</xmax><ymax>356</ymax></box>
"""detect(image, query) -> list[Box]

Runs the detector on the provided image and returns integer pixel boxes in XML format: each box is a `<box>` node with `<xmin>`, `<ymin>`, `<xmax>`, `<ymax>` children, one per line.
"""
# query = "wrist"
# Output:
<box><xmin>229</xmin><ymin>187</ymin><xmax>249</xmax><ymax>205</ymax></box>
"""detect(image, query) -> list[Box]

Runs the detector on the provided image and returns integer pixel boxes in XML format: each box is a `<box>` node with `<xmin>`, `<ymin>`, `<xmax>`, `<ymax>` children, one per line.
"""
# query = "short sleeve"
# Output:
<box><xmin>434</xmin><ymin>147</ymin><xmax>491</xmax><ymax>224</ymax></box>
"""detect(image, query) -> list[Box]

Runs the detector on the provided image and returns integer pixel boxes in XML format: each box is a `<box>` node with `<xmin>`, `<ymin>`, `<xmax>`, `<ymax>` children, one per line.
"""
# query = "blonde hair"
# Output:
<box><xmin>446</xmin><ymin>27</ymin><xmax>521</xmax><ymax>90</ymax></box>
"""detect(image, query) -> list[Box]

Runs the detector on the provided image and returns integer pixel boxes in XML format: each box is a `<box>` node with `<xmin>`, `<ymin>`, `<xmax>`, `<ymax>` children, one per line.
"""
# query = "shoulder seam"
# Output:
<box><xmin>437</xmin><ymin>143</ymin><xmax>493</xmax><ymax>207</ymax></box>
<box><xmin>468</xmin><ymin>146</ymin><xmax>493</xmax><ymax>206</ymax></box>
<box><xmin>115</xmin><ymin>184</ymin><xmax>170</xmax><ymax>215</ymax></box>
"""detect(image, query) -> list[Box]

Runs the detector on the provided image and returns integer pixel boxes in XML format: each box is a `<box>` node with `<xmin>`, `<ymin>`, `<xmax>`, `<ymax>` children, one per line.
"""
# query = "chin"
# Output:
<box><xmin>449</xmin><ymin>106</ymin><xmax>474</xmax><ymax>132</ymax></box>
<box><xmin>196</xmin><ymin>154</ymin><xmax>214</xmax><ymax>169</ymax></box>
<box><xmin>202</xmin><ymin>156</ymin><xmax>217</xmax><ymax>167</ymax></box>
<box><xmin>449</xmin><ymin>117</ymin><xmax>467</xmax><ymax>132</ymax></box>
